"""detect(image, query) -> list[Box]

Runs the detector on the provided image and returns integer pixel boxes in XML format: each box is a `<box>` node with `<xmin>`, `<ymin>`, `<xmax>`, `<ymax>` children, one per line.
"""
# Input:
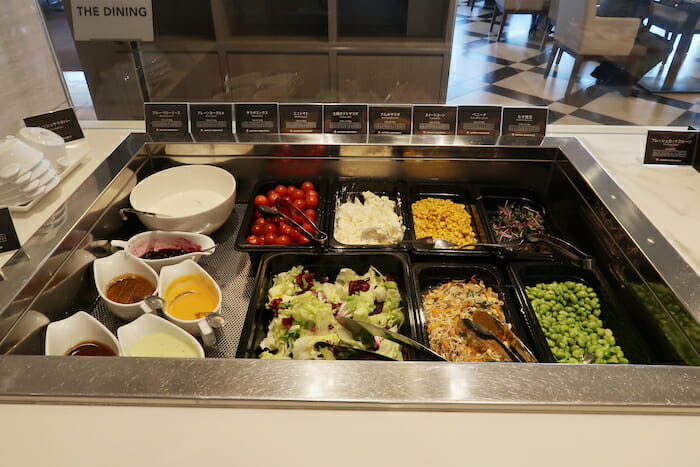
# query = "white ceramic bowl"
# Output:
<box><xmin>129</xmin><ymin>165</ymin><xmax>236</xmax><ymax>234</ymax></box>
<box><xmin>158</xmin><ymin>259</ymin><xmax>221</xmax><ymax>346</ymax></box>
<box><xmin>0</xmin><ymin>136</ymin><xmax>44</xmax><ymax>182</ymax></box>
<box><xmin>111</xmin><ymin>230</ymin><xmax>215</xmax><ymax>273</ymax></box>
<box><xmin>17</xmin><ymin>127</ymin><xmax>66</xmax><ymax>168</ymax></box>
<box><xmin>45</xmin><ymin>311</ymin><xmax>121</xmax><ymax>356</ymax></box>
<box><xmin>93</xmin><ymin>251</ymin><xmax>159</xmax><ymax>321</ymax></box>
<box><xmin>117</xmin><ymin>314</ymin><xmax>204</xmax><ymax>358</ymax></box>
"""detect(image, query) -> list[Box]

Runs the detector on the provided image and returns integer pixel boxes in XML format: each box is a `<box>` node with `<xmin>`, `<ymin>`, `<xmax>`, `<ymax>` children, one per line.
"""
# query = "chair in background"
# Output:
<box><xmin>649</xmin><ymin>0</ymin><xmax>700</xmax><ymax>47</ymax></box>
<box><xmin>489</xmin><ymin>0</ymin><xmax>546</xmax><ymax>42</ymax></box>
<box><xmin>539</xmin><ymin>0</ymin><xmax>559</xmax><ymax>50</ymax></box>
<box><xmin>543</xmin><ymin>0</ymin><xmax>642</xmax><ymax>95</ymax></box>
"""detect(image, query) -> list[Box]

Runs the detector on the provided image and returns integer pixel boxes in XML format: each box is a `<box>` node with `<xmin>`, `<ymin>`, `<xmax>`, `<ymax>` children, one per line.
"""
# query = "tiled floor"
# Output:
<box><xmin>447</xmin><ymin>1</ymin><xmax>700</xmax><ymax>126</ymax></box>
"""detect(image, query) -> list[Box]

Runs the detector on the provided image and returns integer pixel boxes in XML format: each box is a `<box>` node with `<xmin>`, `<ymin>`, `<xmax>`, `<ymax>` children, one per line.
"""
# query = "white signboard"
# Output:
<box><xmin>71</xmin><ymin>0</ymin><xmax>153</xmax><ymax>41</ymax></box>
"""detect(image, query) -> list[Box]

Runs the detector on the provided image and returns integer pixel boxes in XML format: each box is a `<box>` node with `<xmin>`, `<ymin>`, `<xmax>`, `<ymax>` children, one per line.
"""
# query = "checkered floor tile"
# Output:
<box><xmin>447</xmin><ymin>1</ymin><xmax>700</xmax><ymax>126</ymax></box>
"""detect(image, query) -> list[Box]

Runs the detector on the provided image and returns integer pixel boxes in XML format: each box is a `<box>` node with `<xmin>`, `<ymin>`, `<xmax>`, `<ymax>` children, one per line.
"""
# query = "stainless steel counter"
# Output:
<box><xmin>0</xmin><ymin>134</ymin><xmax>698</xmax><ymax>413</ymax></box>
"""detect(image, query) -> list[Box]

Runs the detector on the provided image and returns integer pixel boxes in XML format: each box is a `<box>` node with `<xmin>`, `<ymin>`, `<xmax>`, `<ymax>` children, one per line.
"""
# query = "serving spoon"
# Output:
<box><xmin>119</xmin><ymin>207</ymin><xmax>174</xmax><ymax>221</ymax></box>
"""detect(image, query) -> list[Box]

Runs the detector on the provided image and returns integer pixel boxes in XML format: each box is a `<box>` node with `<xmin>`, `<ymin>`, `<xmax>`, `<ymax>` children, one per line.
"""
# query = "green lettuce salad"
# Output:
<box><xmin>259</xmin><ymin>266</ymin><xmax>405</xmax><ymax>360</ymax></box>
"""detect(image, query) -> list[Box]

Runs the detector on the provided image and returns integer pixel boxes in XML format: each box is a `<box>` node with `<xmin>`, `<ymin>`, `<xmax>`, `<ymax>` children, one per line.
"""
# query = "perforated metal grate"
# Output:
<box><xmin>90</xmin><ymin>205</ymin><xmax>256</xmax><ymax>358</ymax></box>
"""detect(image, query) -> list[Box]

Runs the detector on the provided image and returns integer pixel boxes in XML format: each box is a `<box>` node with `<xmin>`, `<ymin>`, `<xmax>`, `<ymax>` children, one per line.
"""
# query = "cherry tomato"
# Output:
<box><xmin>274</xmin><ymin>185</ymin><xmax>287</xmax><ymax>196</ymax></box>
<box><xmin>246</xmin><ymin>235</ymin><xmax>259</xmax><ymax>244</ymax></box>
<box><xmin>292</xmin><ymin>214</ymin><xmax>304</xmax><ymax>224</ymax></box>
<box><xmin>267</xmin><ymin>190</ymin><xmax>276</xmax><ymax>199</ymax></box>
<box><xmin>289</xmin><ymin>228</ymin><xmax>302</xmax><ymax>242</ymax></box>
<box><xmin>298</xmin><ymin>235</ymin><xmax>311</xmax><ymax>245</ymax></box>
<box><xmin>279</xmin><ymin>223</ymin><xmax>294</xmax><ymax>236</ymax></box>
<box><xmin>251</xmin><ymin>224</ymin><xmax>264</xmax><ymax>236</ymax></box>
<box><xmin>268</xmin><ymin>192</ymin><xmax>280</xmax><ymax>204</ymax></box>
<box><xmin>291</xmin><ymin>189</ymin><xmax>305</xmax><ymax>200</ymax></box>
<box><xmin>263</xmin><ymin>223</ymin><xmax>278</xmax><ymax>235</ymax></box>
<box><xmin>275</xmin><ymin>235</ymin><xmax>291</xmax><ymax>245</ymax></box>
<box><xmin>255</xmin><ymin>217</ymin><xmax>266</xmax><ymax>225</ymax></box>
<box><xmin>305</xmin><ymin>196</ymin><xmax>319</xmax><ymax>208</ymax></box>
<box><xmin>287</xmin><ymin>185</ymin><xmax>297</xmax><ymax>194</ymax></box>
<box><xmin>282</xmin><ymin>196</ymin><xmax>292</xmax><ymax>203</ymax></box>
<box><xmin>293</xmin><ymin>198</ymin><xmax>306</xmax><ymax>211</ymax></box>
<box><xmin>304</xmin><ymin>209</ymin><xmax>316</xmax><ymax>221</ymax></box>
<box><xmin>301</xmin><ymin>181</ymin><xmax>315</xmax><ymax>192</ymax></box>
<box><xmin>254</xmin><ymin>210</ymin><xmax>262</xmax><ymax>218</ymax></box>
<box><xmin>263</xmin><ymin>233</ymin><xmax>278</xmax><ymax>244</ymax></box>
<box><xmin>254</xmin><ymin>195</ymin><xmax>269</xmax><ymax>206</ymax></box>
<box><xmin>305</xmin><ymin>189</ymin><xmax>318</xmax><ymax>198</ymax></box>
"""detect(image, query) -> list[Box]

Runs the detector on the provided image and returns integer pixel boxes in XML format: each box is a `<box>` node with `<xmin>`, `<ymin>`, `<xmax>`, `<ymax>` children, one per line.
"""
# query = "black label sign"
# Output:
<box><xmin>235</xmin><ymin>103</ymin><xmax>279</xmax><ymax>134</ymax></box>
<box><xmin>457</xmin><ymin>106</ymin><xmax>502</xmax><ymax>136</ymax></box>
<box><xmin>0</xmin><ymin>208</ymin><xmax>21</xmax><ymax>253</ymax></box>
<box><xmin>189</xmin><ymin>104</ymin><xmax>232</xmax><ymax>140</ymax></box>
<box><xmin>324</xmin><ymin>105</ymin><xmax>367</xmax><ymax>134</ymax></box>
<box><xmin>23</xmin><ymin>108</ymin><xmax>84</xmax><ymax>142</ymax></box>
<box><xmin>412</xmin><ymin>106</ymin><xmax>456</xmax><ymax>135</ymax></box>
<box><xmin>502</xmin><ymin>107</ymin><xmax>548</xmax><ymax>137</ymax></box>
<box><xmin>145</xmin><ymin>103</ymin><xmax>190</xmax><ymax>140</ymax></box>
<box><xmin>644</xmin><ymin>130</ymin><xmax>698</xmax><ymax>165</ymax></box>
<box><xmin>279</xmin><ymin>104</ymin><xmax>322</xmax><ymax>134</ymax></box>
<box><xmin>369</xmin><ymin>106</ymin><xmax>412</xmax><ymax>135</ymax></box>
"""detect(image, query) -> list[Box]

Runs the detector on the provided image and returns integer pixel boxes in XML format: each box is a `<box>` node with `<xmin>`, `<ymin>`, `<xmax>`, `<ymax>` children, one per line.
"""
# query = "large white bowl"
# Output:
<box><xmin>129</xmin><ymin>165</ymin><xmax>236</xmax><ymax>234</ymax></box>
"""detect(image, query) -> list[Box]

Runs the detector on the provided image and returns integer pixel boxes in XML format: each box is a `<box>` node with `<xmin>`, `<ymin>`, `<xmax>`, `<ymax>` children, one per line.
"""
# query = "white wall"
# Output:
<box><xmin>0</xmin><ymin>0</ymin><xmax>68</xmax><ymax>137</ymax></box>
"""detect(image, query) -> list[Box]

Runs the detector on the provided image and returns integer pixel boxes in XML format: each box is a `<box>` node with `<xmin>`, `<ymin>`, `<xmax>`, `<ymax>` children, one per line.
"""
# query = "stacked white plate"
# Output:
<box><xmin>0</xmin><ymin>135</ymin><xmax>61</xmax><ymax>208</ymax></box>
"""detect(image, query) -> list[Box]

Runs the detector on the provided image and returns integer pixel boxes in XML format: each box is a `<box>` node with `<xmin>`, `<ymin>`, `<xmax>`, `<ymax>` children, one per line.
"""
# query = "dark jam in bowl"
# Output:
<box><xmin>141</xmin><ymin>248</ymin><xmax>192</xmax><ymax>260</ymax></box>
<box><xmin>137</xmin><ymin>239</ymin><xmax>202</xmax><ymax>260</ymax></box>
<box><xmin>65</xmin><ymin>340</ymin><xmax>117</xmax><ymax>356</ymax></box>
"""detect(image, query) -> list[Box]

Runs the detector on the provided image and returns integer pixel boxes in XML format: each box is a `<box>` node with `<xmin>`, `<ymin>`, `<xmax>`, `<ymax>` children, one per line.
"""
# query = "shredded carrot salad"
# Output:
<box><xmin>423</xmin><ymin>277</ymin><xmax>510</xmax><ymax>362</ymax></box>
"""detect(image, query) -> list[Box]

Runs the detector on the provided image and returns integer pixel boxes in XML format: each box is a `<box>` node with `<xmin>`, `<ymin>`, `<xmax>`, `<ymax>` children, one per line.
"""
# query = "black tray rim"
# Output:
<box><xmin>235</xmin><ymin>251</ymin><xmax>420</xmax><ymax>360</ymax></box>
<box><xmin>233</xmin><ymin>176</ymin><xmax>332</xmax><ymax>253</ymax></box>
<box><xmin>326</xmin><ymin>178</ymin><xmax>411</xmax><ymax>251</ymax></box>
<box><xmin>410</xmin><ymin>260</ymin><xmax>541</xmax><ymax>361</ymax></box>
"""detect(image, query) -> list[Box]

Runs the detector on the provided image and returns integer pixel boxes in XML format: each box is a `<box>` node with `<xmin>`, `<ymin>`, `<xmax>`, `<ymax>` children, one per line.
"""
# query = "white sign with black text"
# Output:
<box><xmin>71</xmin><ymin>0</ymin><xmax>153</xmax><ymax>41</ymax></box>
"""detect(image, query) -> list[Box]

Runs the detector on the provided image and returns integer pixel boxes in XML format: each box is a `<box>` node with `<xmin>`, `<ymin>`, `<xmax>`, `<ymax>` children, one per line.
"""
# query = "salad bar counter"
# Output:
<box><xmin>0</xmin><ymin>135</ymin><xmax>698</xmax><ymax>413</ymax></box>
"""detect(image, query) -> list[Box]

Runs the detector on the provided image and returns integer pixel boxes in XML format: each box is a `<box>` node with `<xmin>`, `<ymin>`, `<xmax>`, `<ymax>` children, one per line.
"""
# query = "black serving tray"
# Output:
<box><xmin>327</xmin><ymin>179</ymin><xmax>410</xmax><ymax>251</ymax></box>
<box><xmin>410</xmin><ymin>261</ymin><xmax>540</xmax><ymax>362</ymax></box>
<box><xmin>236</xmin><ymin>252</ymin><xmax>421</xmax><ymax>359</ymax></box>
<box><xmin>405</xmin><ymin>182</ymin><xmax>491</xmax><ymax>258</ymax></box>
<box><xmin>234</xmin><ymin>177</ymin><xmax>331</xmax><ymax>254</ymax></box>
<box><xmin>477</xmin><ymin>186</ymin><xmax>563</xmax><ymax>260</ymax></box>
<box><xmin>508</xmin><ymin>262</ymin><xmax>657</xmax><ymax>364</ymax></box>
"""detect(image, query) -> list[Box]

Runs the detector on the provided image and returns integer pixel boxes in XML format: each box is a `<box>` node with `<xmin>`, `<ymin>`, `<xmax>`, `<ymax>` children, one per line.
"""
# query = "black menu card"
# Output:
<box><xmin>23</xmin><ymin>108</ymin><xmax>84</xmax><ymax>142</ymax></box>
<box><xmin>235</xmin><ymin>103</ymin><xmax>279</xmax><ymax>134</ymax></box>
<box><xmin>369</xmin><ymin>106</ymin><xmax>412</xmax><ymax>135</ymax></box>
<box><xmin>279</xmin><ymin>104</ymin><xmax>322</xmax><ymax>134</ymax></box>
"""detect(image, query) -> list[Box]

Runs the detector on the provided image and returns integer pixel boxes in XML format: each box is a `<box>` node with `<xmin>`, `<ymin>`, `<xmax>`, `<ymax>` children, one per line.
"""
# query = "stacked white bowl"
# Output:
<box><xmin>0</xmin><ymin>134</ymin><xmax>61</xmax><ymax>208</ymax></box>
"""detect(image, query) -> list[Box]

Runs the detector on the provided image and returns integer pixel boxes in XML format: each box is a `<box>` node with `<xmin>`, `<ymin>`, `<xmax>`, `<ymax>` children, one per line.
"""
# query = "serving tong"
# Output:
<box><xmin>257</xmin><ymin>197</ymin><xmax>328</xmax><ymax>243</ymax></box>
<box><xmin>409</xmin><ymin>233</ymin><xmax>593</xmax><ymax>269</ymax></box>
<box><xmin>336</xmin><ymin>316</ymin><xmax>446</xmax><ymax>361</ymax></box>
<box><xmin>459</xmin><ymin>310</ymin><xmax>537</xmax><ymax>363</ymax></box>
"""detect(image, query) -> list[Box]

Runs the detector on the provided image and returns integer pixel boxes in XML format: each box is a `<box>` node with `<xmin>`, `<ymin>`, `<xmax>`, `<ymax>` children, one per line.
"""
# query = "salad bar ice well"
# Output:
<box><xmin>0</xmin><ymin>137</ymin><xmax>698</xmax><ymax>410</ymax></box>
